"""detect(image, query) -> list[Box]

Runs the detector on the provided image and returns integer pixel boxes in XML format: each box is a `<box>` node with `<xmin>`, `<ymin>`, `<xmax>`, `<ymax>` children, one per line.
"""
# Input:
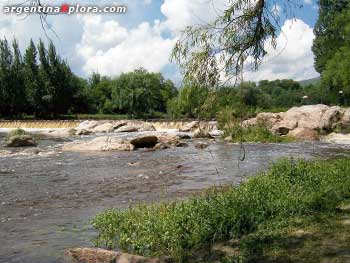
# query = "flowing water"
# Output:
<box><xmin>1</xmin><ymin>131</ymin><xmax>350</xmax><ymax>263</ymax></box>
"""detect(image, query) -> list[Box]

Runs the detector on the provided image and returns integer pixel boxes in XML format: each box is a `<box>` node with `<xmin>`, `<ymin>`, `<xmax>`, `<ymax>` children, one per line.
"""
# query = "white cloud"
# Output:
<box><xmin>304</xmin><ymin>0</ymin><xmax>313</xmax><ymax>5</ymax></box>
<box><xmin>244</xmin><ymin>19</ymin><xmax>319</xmax><ymax>81</ymax></box>
<box><xmin>77</xmin><ymin>16</ymin><xmax>175</xmax><ymax>76</ymax></box>
<box><xmin>0</xmin><ymin>0</ymin><xmax>319</xmax><ymax>82</ymax></box>
<box><xmin>160</xmin><ymin>0</ymin><xmax>230</xmax><ymax>34</ymax></box>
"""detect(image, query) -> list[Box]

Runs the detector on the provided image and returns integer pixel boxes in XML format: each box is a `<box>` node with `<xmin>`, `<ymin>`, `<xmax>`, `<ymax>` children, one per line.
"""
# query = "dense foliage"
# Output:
<box><xmin>168</xmin><ymin>79</ymin><xmax>330</xmax><ymax>120</ymax></box>
<box><xmin>312</xmin><ymin>0</ymin><xmax>349</xmax><ymax>74</ymax></box>
<box><xmin>88</xmin><ymin>69</ymin><xmax>177</xmax><ymax>117</ymax></box>
<box><xmin>0</xmin><ymin>38</ymin><xmax>83</xmax><ymax>118</ymax></box>
<box><xmin>0</xmin><ymin>38</ymin><xmax>177</xmax><ymax>119</ymax></box>
<box><xmin>92</xmin><ymin>158</ymin><xmax>350</xmax><ymax>261</ymax></box>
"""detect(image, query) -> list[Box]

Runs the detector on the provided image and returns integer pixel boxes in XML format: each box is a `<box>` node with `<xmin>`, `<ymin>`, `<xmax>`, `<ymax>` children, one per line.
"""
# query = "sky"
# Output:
<box><xmin>0</xmin><ymin>0</ymin><xmax>320</xmax><ymax>84</ymax></box>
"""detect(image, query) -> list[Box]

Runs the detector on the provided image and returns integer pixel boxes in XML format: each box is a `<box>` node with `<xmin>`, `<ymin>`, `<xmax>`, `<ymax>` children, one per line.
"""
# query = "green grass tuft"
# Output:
<box><xmin>227</xmin><ymin>124</ymin><xmax>294</xmax><ymax>143</ymax></box>
<box><xmin>91</xmin><ymin>158</ymin><xmax>350</xmax><ymax>262</ymax></box>
<box><xmin>7</xmin><ymin>128</ymin><xmax>27</xmax><ymax>139</ymax></box>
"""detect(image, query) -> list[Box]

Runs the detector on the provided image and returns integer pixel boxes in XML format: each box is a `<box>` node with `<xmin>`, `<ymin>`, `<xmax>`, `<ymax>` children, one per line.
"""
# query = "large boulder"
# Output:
<box><xmin>288</xmin><ymin>128</ymin><xmax>319</xmax><ymax>141</ymax></box>
<box><xmin>139</xmin><ymin>122</ymin><xmax>156</xmax><ymax>132</ymax></box>
<box><xmin>76</xmin><ymin>120</ymin><xmax>100</xmax><ymax>131</ymax></box>
<box><xmin>271</xmin><ymin>105</ymin><xmax>327</xmax><ymax>134</ymax></box>
<box><xmin>115</xmin><ymin>124</ymin><xmax>139</xmax><ymax>133</ymax></box>
<box><xmin>130</xmin><ymin>135</ymin><xmax>158</xmax><ymax>149</ymax></box>
<box><xmin>272</xmin><ymin>119</ymin><xmax>298</xmax><ymax>135</ymax></box>
<box><xmin>193</xmin><ymin>128</ymin><xmax>214</xmax><ymax>139</ymax></box>
<box><xmin>62</xmin><ymin>136</ymin><xmax>134</xmax><ymax>152</ymax></box>
<box><xmin>45</xmin><ymin>128</ymin><xmax>76</xmax><ymax>138</ymax></box>
<box><xmin>324</xmin><ymin>133</ymin><xmax>350</xmax><ymax>144</ymax></box>
<box><xmin>93</xmin><ymin>123</ymin><xmax>115</xmax><ymax>133</ymax></box>
<box><xmin>75</xmin><ymin>129</ymin><xmax>94</xmax><ymax>136</ymax></box>
<box><xmin>256</xmin><ymin>112</ymin><xmax>283</xmax><ymax>127</ymax></box>
<box><xmin>340</xmin><ymin>108</ymin><xmax>350</xmax><ymax>128</ymax></box>
<box><xmin>179</xmin><ymin>121</ymin><xmax>199</xmax><ymax>132</ymax></box>
<box><xmin>319</xmin><ymin>106</ymin><xmax>343</xmax><ymax>130</ymax></box>
<box><xmin>6</xmin><ymin>135</ymin><xmax>37</xmax><ymax>147</ymax></box>
<box><xmin>66</xmin><ymin>248</ymin><xmax>163</xmax><ymax>263</ymax></box>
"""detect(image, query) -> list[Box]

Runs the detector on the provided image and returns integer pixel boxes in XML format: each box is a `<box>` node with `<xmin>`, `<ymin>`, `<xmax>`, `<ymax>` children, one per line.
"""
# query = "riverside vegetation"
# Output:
<box><xmin>91</xmin><ymin>158</ymin><xmax>350</xmax><ymax>262</ymax></box>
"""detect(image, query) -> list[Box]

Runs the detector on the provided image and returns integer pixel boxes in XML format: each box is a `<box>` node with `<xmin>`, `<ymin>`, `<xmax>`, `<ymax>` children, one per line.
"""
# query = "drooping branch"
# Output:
<box><xmin>171</xmin><ymin>0</ymin><xmax>304</xmax><ymax>87</ymax></box>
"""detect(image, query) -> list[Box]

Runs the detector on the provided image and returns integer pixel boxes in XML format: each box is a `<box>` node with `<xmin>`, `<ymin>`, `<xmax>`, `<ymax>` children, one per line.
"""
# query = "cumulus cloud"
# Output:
<box><xmin>0</xmin><ymin>0</ymin><xmax>319</xmax><ymax>81</ymax></box>
<box><xmin>244</xmin><ymin>19</ymin><xmax>319</xmax><ymax>81</ymax></box>
<box><xmin>160</xmin><ymin>0</ymin><xmax>230</xmax><ymax>34</ymax></box>
<box><xmin>77</xmin><ymin>16</ymin><xmax>175</xmax><ymax>76</ymax></box>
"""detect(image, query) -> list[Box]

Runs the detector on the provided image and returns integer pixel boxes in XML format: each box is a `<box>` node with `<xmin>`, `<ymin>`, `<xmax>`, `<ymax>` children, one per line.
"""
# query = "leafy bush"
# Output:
<box><xmin>91</xmin><ymin>158</ymin><xmax>350</xmax><ymax>261</ymax></box>
<box><xmin>227</xmin><ymin>124</ymin><xmax>294</xmax><ymax>143</ymax></box>
<box><xmin>7</xmin><ymin>128</ymin><xmax>27</xmax><ymax>139</ymax></box>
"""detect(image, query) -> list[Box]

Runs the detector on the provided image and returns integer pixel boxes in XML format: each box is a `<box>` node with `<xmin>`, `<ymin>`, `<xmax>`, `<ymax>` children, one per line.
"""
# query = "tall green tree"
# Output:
<box><xmin>312</xmin><ymin>0</ymin><xmax>349</xmax><ymax>73</ymax></box>
<box><xmin>0</xmin><ymin>38</ymin><xmax>13</xmax><ymax>116</ymax></box>
<box><xmin>24</xmin><ymin>39</ymin><xmax>41</xmax><ymax>114</ymax></box>
<box><xmin>10</xmin><ymin>39</ymin><xmax>26</xmax><ymax>115</ymax></box>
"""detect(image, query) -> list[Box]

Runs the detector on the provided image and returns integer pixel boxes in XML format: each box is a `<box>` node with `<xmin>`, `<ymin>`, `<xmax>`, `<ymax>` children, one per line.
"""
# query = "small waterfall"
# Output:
<box><xmin>0</xmin><ymin>120</ymin><xmax>80</xmax><ymax>129</ymax></box>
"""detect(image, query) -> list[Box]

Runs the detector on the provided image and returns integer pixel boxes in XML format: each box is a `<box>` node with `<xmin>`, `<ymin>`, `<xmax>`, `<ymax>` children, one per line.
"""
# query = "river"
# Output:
<box><xmin>1</xmin><ymin>132</ymin><xmax>350</xmax><ymax>263</ymax></box>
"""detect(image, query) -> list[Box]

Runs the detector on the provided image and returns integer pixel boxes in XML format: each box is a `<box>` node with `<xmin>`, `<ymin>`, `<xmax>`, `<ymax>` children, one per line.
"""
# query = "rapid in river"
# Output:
<box><xmin>1</xmin><ymin>129</ymin><xmax>350</xmax><ymax>263</ymax></box>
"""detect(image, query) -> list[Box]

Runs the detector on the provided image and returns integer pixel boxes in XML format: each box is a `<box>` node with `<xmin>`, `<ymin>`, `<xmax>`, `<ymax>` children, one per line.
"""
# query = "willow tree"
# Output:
<box><xmin>171</xmin><ymin>0</ymin><xmax>305</xmax><ymax>87</ymax></box>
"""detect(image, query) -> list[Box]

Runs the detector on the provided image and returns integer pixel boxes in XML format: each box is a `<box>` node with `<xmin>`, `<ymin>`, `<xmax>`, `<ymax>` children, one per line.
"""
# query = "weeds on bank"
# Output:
<box><xmin>91</xmin><ymin>158</ymin><xmax>350</xmax><ymax>262</ymax></box>
<box><xmin>227</xmin><ymin>124</ymin><xmax>294</xmax><ymax>143</ymax></box>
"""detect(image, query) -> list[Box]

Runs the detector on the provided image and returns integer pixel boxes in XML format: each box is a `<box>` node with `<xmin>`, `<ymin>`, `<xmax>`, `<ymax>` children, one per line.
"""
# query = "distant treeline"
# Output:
<box><xmin>0</xmin><ymin>38</ymin><xmax>347</xmax><ymax>120</ymax></box>
<box><xmin>0</xmin><ymin>38</ymin><xmax>178</xmax><ymax>118</ymax></box>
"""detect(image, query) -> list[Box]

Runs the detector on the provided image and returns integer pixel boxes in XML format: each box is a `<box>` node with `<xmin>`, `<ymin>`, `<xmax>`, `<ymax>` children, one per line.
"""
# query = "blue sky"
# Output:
<box><xmin>0</xmin><ymin>0</ymin><xmax>320</xmax><ymax>83</ymax></box>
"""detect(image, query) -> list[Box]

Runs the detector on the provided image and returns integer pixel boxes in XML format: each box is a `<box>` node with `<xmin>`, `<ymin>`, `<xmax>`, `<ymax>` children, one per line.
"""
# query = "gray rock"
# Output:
<box><xmin>66</xmin><ymin>248</ymin><xmax>164</xmax><ymax>263</ymax></box>
<box><xmin>193</xmin><ymin>128</ymin><xmax>214</xmax><ymax>139</ymax></box>
<box><xmin>288</xmin><ymin>128</ymin><xmax>319</xmax><ymax>141</ymax></box>
<box><xmin>62</xmin><ymin>136</ymin><xmax>134</xmax><ymax>152</ymax></box>
<box><xmin>130</xmin><ymin>135</ymin><xmax>158</xmax><ymax>149</ymax></box>
<box><xmin>195</xmin><ymin>142</ymin><xmax>208</xmax><ymax>149</ymax></box>
<box><xmin>115</xmin><ymin>125</ymin><xmax>139</xmax><ymax>133</ymax></box>
<box><xmin>179</xmin><ymin>121</ymin><xmax>199</xmax><ymax>132</ymax></box>
<box><xmin>6</xmin><ymin>135</ymin><xmax>37</xmax><ymax>147</ymax></box>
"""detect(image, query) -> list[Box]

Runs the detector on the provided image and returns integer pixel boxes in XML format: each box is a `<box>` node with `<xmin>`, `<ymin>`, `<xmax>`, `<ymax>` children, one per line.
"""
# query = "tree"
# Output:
<box><xmin>10</xmin><ymin>39</ymin><xmax>26</xmax><ymax>115</ymax></box>
<box><xmin>111</xmin><ymin>68</ymin><xmax>176</xmax><ymax>116</ymax></box>
<box><xmin>0</xmin><ymin>38</ymin><xmax>13</xmax><ymax>116</ymax></box>
<box><xmin>312</xmin><ymin>0</ymin><xmax>349</xmax><ymax>73</ymax></box>
<box><xmin>171</xmin><ymin>0</ymin><xmax>304</xmax><ymax>86</ymax></box>
<box><xmin>321</xmin><ymin>46</ymin><xmax>350</xmax><ymax>105</ymax></box>
<box><xmin>24</xmin><ymin>39</ymin><xmax>40</xmax><ymax>114</ymax></box>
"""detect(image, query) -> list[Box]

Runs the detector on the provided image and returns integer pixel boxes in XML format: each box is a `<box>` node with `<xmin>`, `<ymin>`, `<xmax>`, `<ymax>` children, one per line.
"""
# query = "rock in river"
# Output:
<box><xmin>288</xmin><ymin>128</ymin><xmax>319</xmax><ymax>141</ymax></box>
<box><xmin>62</xmin><ymin>136</ymin><xmax>134</xmax><ymax>152</ymax></box>
<box><xmin>66</xmin><ymin>248</ymin><xmax>164</xmax><ymax>263</ymax></box>
<box><xmin>6</xmin><ymin>135</ymin><xmax>37</xmax><ymax>147</ymax></box>
<box><xmin>130</xmin><ymin>135</ymin><xmax>158</xmax><ymax>149</ymax></box>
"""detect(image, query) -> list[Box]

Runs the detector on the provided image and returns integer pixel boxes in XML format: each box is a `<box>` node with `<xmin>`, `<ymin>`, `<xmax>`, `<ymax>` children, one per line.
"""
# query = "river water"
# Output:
<box><xmin>1</xmin><ymin>132</ymin><xmax>350</xmax><ymax>263</ymax></box>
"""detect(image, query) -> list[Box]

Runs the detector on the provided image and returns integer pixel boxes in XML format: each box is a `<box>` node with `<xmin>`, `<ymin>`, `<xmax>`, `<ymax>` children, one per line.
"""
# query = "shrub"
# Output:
<box><xmin>7</xmin><ymin>128</ymin><xmax>27</xmax><ymax>139</ymax></box>
<box><xmin>226</xmin><ymin>124</ymin><xmax>294</xmax><ymax>143</ymax></box>
<box><xmin>91</xmin><ymin>158</ymin><xmax>350</xmax><ymax>261</ymax></box>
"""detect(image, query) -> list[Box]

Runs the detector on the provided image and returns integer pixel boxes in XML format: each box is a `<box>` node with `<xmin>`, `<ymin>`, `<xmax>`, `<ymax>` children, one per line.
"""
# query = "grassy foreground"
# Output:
<box><xmin>91</xmin><ymin>158</ymin><xmax>350</xmax><ymax>262</ymax></box>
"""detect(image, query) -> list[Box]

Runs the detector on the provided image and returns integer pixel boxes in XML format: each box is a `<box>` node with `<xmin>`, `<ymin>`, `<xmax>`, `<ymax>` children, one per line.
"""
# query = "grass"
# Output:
<box><xmin>91</xmin><ymin>158</ymin><xmax>350</xmax><ymax>262</ymax></box>
<box><xmin>226</xmin><ymin>124</ymin><xmax>294</xmax><ymax>143</ymax></box>
<box><xmin>6</xmin><ymin>128</ymin><xmax>27</xmax><ymax>138</ymax></box>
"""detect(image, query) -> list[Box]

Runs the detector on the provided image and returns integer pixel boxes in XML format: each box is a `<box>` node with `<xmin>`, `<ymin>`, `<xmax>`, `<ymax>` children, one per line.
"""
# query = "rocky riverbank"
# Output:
<box><xmin>243</xmin><ymin>104</ymin><xmax>350</xmax><ymax>142</ymax></box>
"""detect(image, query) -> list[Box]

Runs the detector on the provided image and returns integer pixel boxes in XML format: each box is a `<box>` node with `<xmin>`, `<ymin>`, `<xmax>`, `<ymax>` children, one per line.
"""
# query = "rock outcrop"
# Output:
<box><xmin>288</xmin><ymin>128</ymin><xmax>319</xmax><ymax>141</ymax></box>
<box><xmin>44</xmin><ymin>129</ymin><xmax>77</xmax><ymax>138</ymax></box>
<box><xmin>66</xmin><ymin>248</ymin><xmax>167</xmax><ymax>263</ymax></box>
<box><xmin>130</xmin><ymin>135</ymin><xmax>158</xmax><ymax>149</ymax></box>
<box><xmin>62</xmin><ymin>136</ymin><xmax>135</xmax><ymax>152</ymax></box>
<box><xmin>324</xmin><ymin>133</ymin><xmax>350</xmax><ymax>144</ymax></box>
<box><xmin>243</xmin><ymin>105</ymin><xmax>350</xmax><ymax>140</ymax></box>
<box><xmin>6</xmin><ymin>135</ymin><xmax>37</xmax><ymax>147</ymax></box>
<box><xmin>179</xmin><ymin>121</ymin><xmax>199</xmax><ymax>132</ymax></box>
<box><xmin>193</xmin><ymin>128</ymin><xmax>214</xmax><ymax>139</ymax></box>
